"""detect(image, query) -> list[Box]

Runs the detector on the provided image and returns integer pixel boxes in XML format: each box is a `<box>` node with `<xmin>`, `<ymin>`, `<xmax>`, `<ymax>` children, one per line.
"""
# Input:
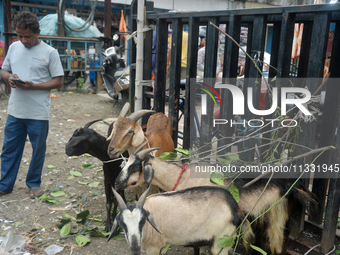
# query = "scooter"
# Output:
<box><xmin>102</xmin><ymin>41</ymin><xmax>129</xmax><ymax>107</ymax></box>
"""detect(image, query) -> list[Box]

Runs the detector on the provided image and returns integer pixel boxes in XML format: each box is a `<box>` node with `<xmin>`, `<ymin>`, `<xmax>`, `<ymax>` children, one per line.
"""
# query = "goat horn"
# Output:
<box><xmin>107</xmin><ymin>218</ymin><xmax>119</xmax><ymax>242</ymax></box>
<box><xmin>83</xmin><ymin>119</ymin><xmax>103</xmax><ymax>128</ymax></box>
<box><xmin>119</xmin><ymin>102</ymin><xmax>130</xmax><ymax>117</ymax></box>
<box><xmin>137</xmin><ymin>147</ymin><xmax>161</xmax><ymax>160</ymax></box>
<box><xmin>136</xmin><ymin>185</ymin><xmax>151</xmax><ymax>208</ymax></box>
<box><xmin>111</xmin><ymin>187</ymin><xmax>127</xmax><ymax>210</ymax></box>
<box><xmin>106</xmin><ymin>129</ymin><xmax>114</xmax><ymax>141</ymax></box>
<box><xmin>128</xmin><ymin>110</ymin><xmax>155</xmax><ymax>122</ymax></box>
<box><xmin>134</xmin><ymin>140</ymin><xmax>149</xmax><ymax>155</ymax></box>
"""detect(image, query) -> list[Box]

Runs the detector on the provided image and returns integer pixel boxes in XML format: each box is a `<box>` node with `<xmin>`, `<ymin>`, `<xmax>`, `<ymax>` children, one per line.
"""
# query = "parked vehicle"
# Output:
<box><xmin>101</xmin><ymin>43</ymin><xmax>129</xmax><ymax>107</ymax></box>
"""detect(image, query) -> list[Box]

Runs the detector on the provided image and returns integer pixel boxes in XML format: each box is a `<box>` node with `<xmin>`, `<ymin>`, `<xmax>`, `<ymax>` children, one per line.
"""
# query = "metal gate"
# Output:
<box><xmin>130</xmin><ymin>1</ymin><xmax>340</xmax><ymax>254</ymax></box>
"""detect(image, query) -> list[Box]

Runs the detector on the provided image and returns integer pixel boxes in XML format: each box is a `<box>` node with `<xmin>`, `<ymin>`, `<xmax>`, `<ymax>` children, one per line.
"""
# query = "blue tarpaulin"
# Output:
<box><xmin>39</xmin><ymin>14</ymin><xmax>103</xmax><ymax>38</ymax></box>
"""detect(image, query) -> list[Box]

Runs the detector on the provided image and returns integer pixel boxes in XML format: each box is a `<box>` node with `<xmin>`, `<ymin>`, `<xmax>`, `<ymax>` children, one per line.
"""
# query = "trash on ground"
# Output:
<box><xmin>44</xmin><ymin>244</ymin><xmax>64</xmax><ymax>255</ymax></box>
<box><xmin>0</xmin><ymin>230</ymin><xmax>26</xmax><ymax>254</ymax></box>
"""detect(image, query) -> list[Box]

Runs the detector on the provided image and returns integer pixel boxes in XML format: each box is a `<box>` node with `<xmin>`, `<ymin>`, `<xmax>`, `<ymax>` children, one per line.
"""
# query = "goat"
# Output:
<box><xmin>106</xmin><ymin>102</ymin><xmax>174</xmax><ymax>198</ymax></box>
<box><xmin>65</xmin><ymin>119</ymin><xmax>129</xmax><ymax>232</ymax></box>
<box><xmin>115</xmin><ymin>145</ymin><xmax>316</xmax><ymax>255</ymax></box>
<box><xmin>106</xmin><ymin>102</ymin><xmax>174</xmax><ymax>159</ymax></box>
<box><xmin>107</xmin><ymin>185</ymin><xmax>254</xmax><ymax>255</ymax></box>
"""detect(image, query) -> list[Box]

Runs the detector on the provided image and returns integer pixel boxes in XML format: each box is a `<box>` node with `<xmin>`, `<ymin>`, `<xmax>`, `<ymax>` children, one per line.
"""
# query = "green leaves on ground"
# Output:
<box><xmin>13</xmin><ymin>222</ymin><xmax>24</xmax><ymax>227</ymax></box>
<box><xmin>39</xmin><ymin>193</ymin><xmax>61</xmax><ymax>205</ymax></box>
<box><xmin>77</xmin><ymin>210</ymin><xmax>90</xmax><ymax>225</ymax></box>
<box><xmin>62</xmin><ymin>212</ymin><xmax>76</xmax><ymax>221</ymax></box>
<box><xmin>60</xmin><ymin>222</ymin><xmax>71</xmax><ymax>237</ymax></box>
<box><xmin>88</xmin><ymin>182</ymin><xmax>101</xmax><ymax>188</ymax></box>
<box><xmin>76</xmin><ymin>235</ymin><xmax>91</xmax><ymax>246</ymax></box>
<box><xmin>54</xmin><ymin>210</ymin><xmax>111</xmax><ymax>246</ymax></box>
<box><xmin>70</xmin><ymin>170</ymin><xmax>82</xmax><ymax>177</ymax></box>
<box><xmin>82</xmin><ymin>163</ymin><xmax>96</xmax><ymax>169</ymax></box>
<box><xmin>113</xmin><ymin>235</ymin><xmax>125</xmax><ymax>240</ymax></box>
<box><xmin>89</xmin><ymin>190</ymin><xmax>103</xmax><ymax>196</ymax></box>
<box><xmin>78</xmin><ymin>181</ymin><xmax>89</xmax><ymax>185</ymax></box>
<box><xmin>50</xmin><ymin>191</ymin><xmax>65</xmax><ymax>197</ymax></box>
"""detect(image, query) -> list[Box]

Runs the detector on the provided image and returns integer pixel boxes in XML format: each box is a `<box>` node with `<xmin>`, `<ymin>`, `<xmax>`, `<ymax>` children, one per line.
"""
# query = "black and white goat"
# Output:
<box><xmin>114</xmin><ymin>144</ymin><xmax>316</xmax><ymax>255</ymax></box>
<box><xmin>107</xmin><ymin>185</ymin><xmax>254</xmax><ymax>255</ymax></box>
<box><xmin>65</xmin><ymin>119</ymin><xmax>128</xmax><ymax>232</ymax></box>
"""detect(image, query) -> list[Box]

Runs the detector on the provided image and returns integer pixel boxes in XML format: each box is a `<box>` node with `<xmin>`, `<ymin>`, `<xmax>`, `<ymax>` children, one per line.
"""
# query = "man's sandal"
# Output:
<box><xmin>29</xmin><ymin>187</ymin><xmax>44</xmax><ymax>199</ymax></box>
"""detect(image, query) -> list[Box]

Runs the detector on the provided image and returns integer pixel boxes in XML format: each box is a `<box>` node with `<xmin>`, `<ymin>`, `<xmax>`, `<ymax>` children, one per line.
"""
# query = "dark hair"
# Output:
<box><xmin>13</xmin><ymin>11</ymin><xmax>40</xmax><ymax>34</ymax></box>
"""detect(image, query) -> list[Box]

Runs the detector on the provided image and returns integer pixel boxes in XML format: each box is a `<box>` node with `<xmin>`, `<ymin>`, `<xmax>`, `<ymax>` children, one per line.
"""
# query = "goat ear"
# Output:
<box><xmin>147</xmin><ymin>213</ymin><xmax>162</xmax><ymax>235</ymax></box>
<box><xmin>132</xmin><ymin>125</ymin><xmax>145</xmax><ymax>147</ymax></box>
<box><xmin>107</xmin><ymin>218</ymin><xmax>119</xmax><ymax>242</ymax></box>
<box><xmin>144</xmin><ymin>164</ymin><xmax>154</xmax><ymax>184</ymax></box>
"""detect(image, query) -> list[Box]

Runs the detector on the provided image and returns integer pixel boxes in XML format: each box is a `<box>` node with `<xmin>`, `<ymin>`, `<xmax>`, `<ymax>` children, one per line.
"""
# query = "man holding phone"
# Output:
<box><xmin>0</xmin><ymin>11</ymin><xmax>64</xmax><ymax>198</ymax></box>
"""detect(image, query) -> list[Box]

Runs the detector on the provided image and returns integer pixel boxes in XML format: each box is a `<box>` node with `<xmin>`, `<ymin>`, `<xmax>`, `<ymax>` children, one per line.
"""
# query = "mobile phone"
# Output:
<box><xmin>9</xmin><ymin>78</ymin><xmax>25</xmax><ymax>84</ymax></box>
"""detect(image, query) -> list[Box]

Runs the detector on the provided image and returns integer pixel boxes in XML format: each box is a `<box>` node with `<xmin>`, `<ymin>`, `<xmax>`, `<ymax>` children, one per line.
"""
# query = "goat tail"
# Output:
<box><xmin>240</xmin><ymin>218</ymin><xmax>255</xmax><ymax>251</ymax></box>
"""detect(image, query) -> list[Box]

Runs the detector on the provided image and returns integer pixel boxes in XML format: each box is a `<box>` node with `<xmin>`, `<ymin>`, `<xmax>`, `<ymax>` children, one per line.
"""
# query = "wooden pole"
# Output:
<box><xmin>3</xmin><ymin>0</ymin><xmax>12</xmax><ymax>53</ymax></box>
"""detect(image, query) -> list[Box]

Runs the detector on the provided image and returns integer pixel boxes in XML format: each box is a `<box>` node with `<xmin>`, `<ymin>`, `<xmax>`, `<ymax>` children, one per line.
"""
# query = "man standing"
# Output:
<box><xmin>0</xmin><ymin>11</ymin><xmax>64</xmax><ymax>198</ymax></box>
<box><xmin>166</xmin><ymin>30</ymin><xmax>188</xmax><ymax>90</ymax></box>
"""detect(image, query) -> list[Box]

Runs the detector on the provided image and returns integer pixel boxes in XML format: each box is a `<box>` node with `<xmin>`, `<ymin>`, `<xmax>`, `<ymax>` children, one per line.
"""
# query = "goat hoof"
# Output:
<box><xmin>105</xmin><ymin>223</ymin><xmax>112</xmax><ymax>233</ymax></box>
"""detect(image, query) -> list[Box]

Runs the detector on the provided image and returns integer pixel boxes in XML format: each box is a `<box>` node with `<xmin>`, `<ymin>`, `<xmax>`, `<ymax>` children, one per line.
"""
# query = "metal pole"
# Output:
<box><xmin>135</xmin><ymin>0</ymin><xmax>144</xmax><ymax>117</ymax></box>
<box><xmin>57</xmin><ymin>0</ymin><xmax>65</xmax><ymax>36</ymax></box>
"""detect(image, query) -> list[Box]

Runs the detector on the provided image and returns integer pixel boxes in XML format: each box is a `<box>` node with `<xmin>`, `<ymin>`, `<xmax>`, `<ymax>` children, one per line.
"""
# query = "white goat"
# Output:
<box><xmin>115</xmin><ymin>145</ymin><xmax>316</xmax><ymax>255</ymax></box>
<box><xmin>107</xmin><ymin>185</ymin><xmax>254</xmax><ymax>255</ymax></box>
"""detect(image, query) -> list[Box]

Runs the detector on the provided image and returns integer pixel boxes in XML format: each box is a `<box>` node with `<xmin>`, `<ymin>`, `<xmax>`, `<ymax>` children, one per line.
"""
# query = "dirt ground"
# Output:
<box><xmin>0</xmin><ymin>90</ymin><xmax>197</xmax><ymax>255</ymax></box>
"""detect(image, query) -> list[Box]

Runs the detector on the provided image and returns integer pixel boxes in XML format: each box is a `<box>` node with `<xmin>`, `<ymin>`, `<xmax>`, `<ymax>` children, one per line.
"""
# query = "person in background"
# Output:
<box><xmin>0</xmin><ymin>11</ymin><xmax>64</xmax><ymax>198</ymax></box>
<box><xmin>152</xmin><ymin>30</ymin><xmax>157</xmax><ymax>77</ymax></box>
<box><xmin>197</xmin><ymin>45</ymin><xmax>221</xmax><ymax>79</ymax></box>
<box><xmin>166</xmin><ymin>30</ymin><xmax>188</xmax><ymax>90</ymax></box>
<box><xmin>0</xmin><ymin>38</ymin><xmax>5</xmax><ymax>68</ymax></box>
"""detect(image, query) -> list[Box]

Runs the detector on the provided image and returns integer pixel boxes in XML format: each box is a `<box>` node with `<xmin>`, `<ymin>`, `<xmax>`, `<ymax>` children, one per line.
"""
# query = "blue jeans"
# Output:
<box><xmin>0</xmin><ymin>115</ymin><xmax>49</xmax><ymax>193</ymax></box>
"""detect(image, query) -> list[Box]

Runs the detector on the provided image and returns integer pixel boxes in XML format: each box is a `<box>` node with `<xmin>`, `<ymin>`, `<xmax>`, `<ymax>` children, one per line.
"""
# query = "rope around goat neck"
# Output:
<box><xmin>172</xmin><ymin>164</ymin><xmax>188</xmax><ymax>191</ymax></box>
<box><xmin>102</xmin><ymin>154</ymin><xmax>127</xmax><ymax>164</ymax></box>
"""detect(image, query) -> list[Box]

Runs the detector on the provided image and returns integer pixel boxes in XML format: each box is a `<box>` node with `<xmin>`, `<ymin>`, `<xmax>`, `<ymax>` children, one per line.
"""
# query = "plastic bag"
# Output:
<box><xmin>44</xmin><ymin>244</ymin><xmax>64</xmax><ymax>255</ymax></box>
<box><xmin>0</xmin><ymin>230</ymin><xmax>26</xmax><ymax>255</ymax></box>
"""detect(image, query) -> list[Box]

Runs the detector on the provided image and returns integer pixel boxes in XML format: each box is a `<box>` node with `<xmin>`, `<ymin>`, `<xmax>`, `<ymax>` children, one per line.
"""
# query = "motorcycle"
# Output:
<box><xmin>102</xmin><ymin>42</ymin><xmax>130</xmax><ymax>107</ymax></box>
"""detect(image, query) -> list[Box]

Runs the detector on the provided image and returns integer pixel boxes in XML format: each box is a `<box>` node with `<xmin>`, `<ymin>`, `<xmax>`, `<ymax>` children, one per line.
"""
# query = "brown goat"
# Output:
<box><xmin>107</xmin><ymin>103</ymin><xmax>174</xmax><ymax>159</ymax></box>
